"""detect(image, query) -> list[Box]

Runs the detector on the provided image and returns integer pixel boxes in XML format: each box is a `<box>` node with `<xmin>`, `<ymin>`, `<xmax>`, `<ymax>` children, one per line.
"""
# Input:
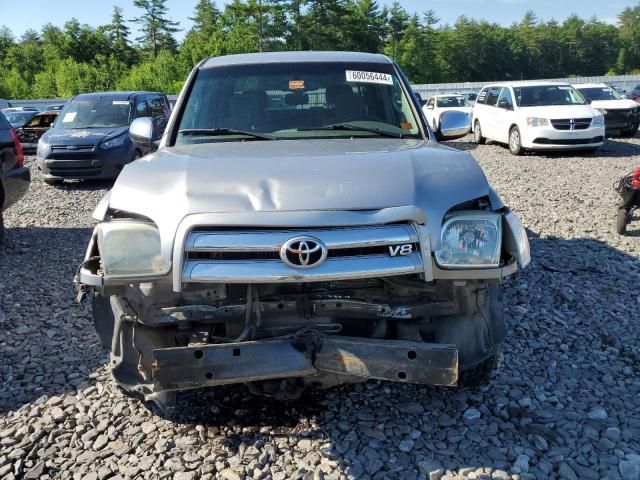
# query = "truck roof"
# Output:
<box><xmin>70</xmin><ymin>91</ymin><xmax>160</xmax><ymax>102</ymax></box>
<box><xmin>202</xmin><ymin>51</ymin><xmax>393</xmax><ymax>68</ymax></box>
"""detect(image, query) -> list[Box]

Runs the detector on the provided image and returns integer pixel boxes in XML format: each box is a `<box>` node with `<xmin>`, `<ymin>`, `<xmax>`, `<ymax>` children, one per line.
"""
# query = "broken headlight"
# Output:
<box><xmin>96</xmin><ymin>221</ymin><xmax>170</xmax><ymax>277</ymax></box>
<box><xmin>435</xmin><ymin>212</ymin><xmax>502</xmax><ymax>268</ymax></box>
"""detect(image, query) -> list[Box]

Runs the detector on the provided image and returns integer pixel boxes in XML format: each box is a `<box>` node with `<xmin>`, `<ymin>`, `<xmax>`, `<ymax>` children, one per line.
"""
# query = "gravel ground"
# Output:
<box><xmin>1</xmin><ymin>135</ymin><xmax>640</xmax><ymax>480</ymax></box>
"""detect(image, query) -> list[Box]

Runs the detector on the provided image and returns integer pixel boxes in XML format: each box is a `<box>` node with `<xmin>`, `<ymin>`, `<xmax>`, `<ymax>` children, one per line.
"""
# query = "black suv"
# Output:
<box><xmin>0</xmin><ymin>112</ymin><xmax>31</xmax><ymax>243</ymax></box>
<box><xmin>36</xmin><ymin>91</ymin><xmax>170</xmax><ymax>185</ymax></box>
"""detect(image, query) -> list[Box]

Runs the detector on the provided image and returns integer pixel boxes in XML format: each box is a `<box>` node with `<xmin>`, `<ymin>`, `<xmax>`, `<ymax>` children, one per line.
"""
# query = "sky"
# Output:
<box><xmin>0</xmin><ymin>0</ymin><xmax>636</xmax><ymax>41</ymax></box>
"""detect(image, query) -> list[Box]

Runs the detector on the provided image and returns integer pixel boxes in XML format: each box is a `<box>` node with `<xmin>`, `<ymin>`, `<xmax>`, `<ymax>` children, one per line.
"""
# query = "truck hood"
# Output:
<box><xmin>103</xmin><ymin>138</ymin><xmax>500</xmax><ymax>247</ymax></box>
<box><xmin>588</xmin><ymin>99</ymin><xmax>639</xmax><ymax>110</ymax></box>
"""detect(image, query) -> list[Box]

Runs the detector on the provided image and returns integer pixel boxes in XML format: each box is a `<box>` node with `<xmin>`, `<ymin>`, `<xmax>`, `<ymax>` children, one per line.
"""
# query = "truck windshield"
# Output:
<box><xmin>177</xmin><ymin>61</ymin><xmax>422</xmax><ymax>143</ymax></box>
<box><xmin>514</xmin><ymin>85</ymin><xmax>587</xmax><ymax>107</ymax></box>
<box><xmin>58</xmin><ymin>99</ymin><xmax>132</xmax><ymax>129</ymax></box>
<box><xmin>576</xmin><ymin>87</ymin><xmax>622</xmax><ymax>102</ymax></box>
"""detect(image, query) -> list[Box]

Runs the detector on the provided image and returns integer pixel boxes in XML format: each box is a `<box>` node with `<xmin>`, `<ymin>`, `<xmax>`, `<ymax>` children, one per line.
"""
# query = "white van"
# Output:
<box><xmin>472</xmin><ymin>82</ymin><xmax>605</xmax><ymax>155</ymax></box>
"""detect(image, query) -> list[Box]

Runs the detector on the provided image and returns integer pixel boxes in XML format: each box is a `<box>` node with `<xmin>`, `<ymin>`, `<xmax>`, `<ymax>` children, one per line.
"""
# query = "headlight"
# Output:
<box><xmin>526</xmin><ymin>117</ymin><xmax>549</xmax><ymax>127</ymax></box>
<box><xmin>37</xmin><ymin>138</ymin><xmax>49</xmax><ymax>157</ymax></box>
<box><xmin>591</xmin><ymin>115</ymin><xmax>605</xmax><ymax>128</ymax></box>
<box><xmin>435</xmin><ymin>212</ymin><xmax>502</xmax><ymax>268</ymax></box>
<box><xmin>96</xmin><ymin>221</ymin><xmax>170</xmax><ymax>277</ymax></box>
<box><xmin>100</xmin><ymin>134</ymin><xmax>127</xmax><ymax>150</ymax></box>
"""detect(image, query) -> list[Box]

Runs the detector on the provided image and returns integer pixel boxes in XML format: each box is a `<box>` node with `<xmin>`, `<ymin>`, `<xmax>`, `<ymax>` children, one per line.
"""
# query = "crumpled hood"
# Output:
<box><xmin>103</xmin><ymin>138</ymin><xmax>500</xmax><ymax>248</ymax></box>
<box><xmin>519</xmin><ymin>105</ymin><xmax>600</xmax><ymax>119</ymax></box>
<box><xmin>43</xmin><ymin>126</ymin><xmax>128</xmax><ymax>145</ymax></box>
<box><xmin>588</xmin><ymin>99</ymin><xmax>639</xmax><ymax>110</ymax></box>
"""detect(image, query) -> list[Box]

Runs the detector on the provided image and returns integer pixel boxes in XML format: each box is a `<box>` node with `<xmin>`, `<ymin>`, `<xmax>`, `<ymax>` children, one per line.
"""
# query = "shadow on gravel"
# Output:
<box><xmin>0</xmin><ymin>227</ymin><xmax>105</xmax><ymax>414</ymax></box>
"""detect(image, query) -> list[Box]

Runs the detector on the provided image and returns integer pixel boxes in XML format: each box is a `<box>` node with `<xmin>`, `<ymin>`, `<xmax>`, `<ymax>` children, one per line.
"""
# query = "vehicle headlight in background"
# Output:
<box><xmin>96</xmin><ymin>221</ymin><xmax>170</xmax><ymax>277</ymax></box>
<box><xmin>37</xmin><ymin>138</ymin><xmax>49</xmax><ymax>157</ymax></box>
<box><xmin>591</xmin><ymin>115</ymin><xmax>605</xmax><ymax>128</ymax></box>
<box><xmin>100</xmin><ymin>134</ymin><xmax>127</xmax><ymax>150</ymax></box>
<box><xmin>435</xmin><ymin>212</ymin><xmax>502</xmax><ymax>268</ymax></box>
<box><xmin>526</xmin><ymin>117</ymin><xmax>549</xmax><ymax>127</ymax></box>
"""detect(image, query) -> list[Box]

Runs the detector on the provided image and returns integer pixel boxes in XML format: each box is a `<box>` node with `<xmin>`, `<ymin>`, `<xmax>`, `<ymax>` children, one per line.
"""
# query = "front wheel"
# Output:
<box><xmin>509</xmin><ymin>126</ymin><xmax>524</xmax><ymax>156</ymax></box>
<box><xmin>473</xmin><ymin>121</ymin><xmax>486</xmax><ymax>145</ymax></box>
<box><xmin>617</xmin><ymin>208</ymin><xmax>629</xmax><ymax>235</ymax></box>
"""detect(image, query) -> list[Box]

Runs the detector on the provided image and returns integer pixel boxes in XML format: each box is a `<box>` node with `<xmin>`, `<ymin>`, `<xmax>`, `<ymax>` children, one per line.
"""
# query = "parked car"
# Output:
<box><xmin>454</xmin><ymin>92</ymin><xmax>478</xmax><ymax>104</ymax></box>
<box><xmin>631</xmin><ymin>84</ymin><xmax>640</xmax><ymax>104</ymax></box>
<box><xmin>75</xmin><ymin>51</ymin><xmax>530</xmax><ymax>413</ymax></box>
<box><xmin>16</xmin><ymin>110</ymin><xmax>59</xmax><ymax>153</ymax></box>
<box><xmin>37</xmin><ymin>91</ymin><xmax>170</xmax><ymax>185</ymax></box>
<box><xmin>573</xmin><ymin>83</ymin><xmax>639</xmax><ymax>137</ymax></box>
<box><xmin>3</xmin><ymin>109</ymin><xmax>38</xmax><ymax>129</ymax></box>
<box><xmin>472</xmin><ymin>82</ymin><xmax>605</xmax><ymax>155</ymax></box>
<box><xmin>0</xmin><ymin>111</ymin><xmax>31</xmax><ymax>243</ymax></box>
<box><xmin>422</xmin><ymin>94</ymin><xmax>472</xmax><ymax>136</ymax></box>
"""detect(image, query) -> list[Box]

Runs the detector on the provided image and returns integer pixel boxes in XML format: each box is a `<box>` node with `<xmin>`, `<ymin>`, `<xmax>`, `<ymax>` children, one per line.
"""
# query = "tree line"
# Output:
<box><xmin>0</xmin><ymin>0</ymin><xmax>639</xmax><ymax>100</ymax></box>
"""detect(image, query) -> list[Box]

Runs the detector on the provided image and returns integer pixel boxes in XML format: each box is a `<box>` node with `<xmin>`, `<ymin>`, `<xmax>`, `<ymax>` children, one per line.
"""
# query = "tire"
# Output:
<box><xmin>473</xmin><ymin>121</ymin><xmax>486</xmax><ymax>145</ymax></box>
<box><xmin>617</xmin><ymin>208</ymin><xmax>629</xmax><ymax>235</ymax></box>
<box><xmin>44</xmin><ymin>178</ymin><xmax>62</xmax><ymax>186</ymax></box>
<box><xmin>509</xmin><ymin>126</ymin><xmax>524</xmax><ymax>156</ymax></box>
<box><xmin>458</xmin><ymin>353</ymin><xmax>500</xmax><ymax>388</ymax></box>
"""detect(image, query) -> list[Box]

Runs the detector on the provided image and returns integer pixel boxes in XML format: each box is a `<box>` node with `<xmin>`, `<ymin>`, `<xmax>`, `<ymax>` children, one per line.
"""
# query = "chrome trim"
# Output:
<box><xmin>183</xmin><ymin>252</ymin><xmax>423</xmax><ymax>284</ymax></box>
<box><xmin>186</xmin><ymin>225</ymin><xmax>419</xmax><ymax>252</ymax></box>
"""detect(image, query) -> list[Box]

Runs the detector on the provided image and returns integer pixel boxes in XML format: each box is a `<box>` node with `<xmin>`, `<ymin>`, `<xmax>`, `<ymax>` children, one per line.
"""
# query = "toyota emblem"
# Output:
<box><xmin>280</xmin><ymin>236</ymin><xmax>328</xmax><ymax>269</ymax></box>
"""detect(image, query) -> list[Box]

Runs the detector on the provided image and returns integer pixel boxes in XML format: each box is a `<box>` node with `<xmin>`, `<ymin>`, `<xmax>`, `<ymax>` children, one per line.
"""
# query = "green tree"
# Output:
<box><xmin>103</xmin><ymin>7</ymin><xmax>135</xmax><ymax>64</ymax></box>
<box><xmin>132</xmin><ymin>0</ymin><xmax>181</xmax><ymax>57</ymax></box>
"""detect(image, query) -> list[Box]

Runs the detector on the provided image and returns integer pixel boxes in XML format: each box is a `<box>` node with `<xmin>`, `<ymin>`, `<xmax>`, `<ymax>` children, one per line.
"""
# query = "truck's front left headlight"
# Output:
<box><xmin>96</xmin><ymin>221</ymin><xmax>170</xmax><ymax>277</ymax></box>
<box><xmin>435</xmin><ymin>212</ymin><xmax>502</xmax><ymax>268</ymax></box>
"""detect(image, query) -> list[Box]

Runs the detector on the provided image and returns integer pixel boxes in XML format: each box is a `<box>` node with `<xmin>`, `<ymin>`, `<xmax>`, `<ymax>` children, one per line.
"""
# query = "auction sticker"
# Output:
<box><xmin>346</xmin><ymin>70</ymin><xmax>393</xmax><ymax>85</ymax></box>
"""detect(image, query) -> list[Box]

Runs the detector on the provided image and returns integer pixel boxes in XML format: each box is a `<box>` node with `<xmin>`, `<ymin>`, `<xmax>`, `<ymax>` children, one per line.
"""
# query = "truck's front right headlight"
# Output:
<box><xmin>96</xmin><ymin>221</ymin><xmax>170</xmax><ymax>277</ymax></box>
<box><xmin>435</xmin><ymin>212</ymin><xmax>502</xmax><ymax>268</ymax></box>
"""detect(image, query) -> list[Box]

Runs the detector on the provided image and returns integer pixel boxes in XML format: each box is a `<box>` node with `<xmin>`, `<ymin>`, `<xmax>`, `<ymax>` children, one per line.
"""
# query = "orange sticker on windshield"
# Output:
<box><xmin>289</xmin><ymin>80</ymin><xmax>305</xmax><ymax>90</ymax></box>
<box><xmin>400</xmin><ymin>122</ymin><xmax>413</xmax><ymax>129</ymax></box>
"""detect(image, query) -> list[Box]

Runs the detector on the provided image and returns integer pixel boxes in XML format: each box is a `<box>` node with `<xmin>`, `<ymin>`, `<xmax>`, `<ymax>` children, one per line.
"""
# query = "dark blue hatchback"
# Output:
<box><xmin>36</xmin><ymin>91</ymin><xmax>169</xmax><ymax>185</ymax></box>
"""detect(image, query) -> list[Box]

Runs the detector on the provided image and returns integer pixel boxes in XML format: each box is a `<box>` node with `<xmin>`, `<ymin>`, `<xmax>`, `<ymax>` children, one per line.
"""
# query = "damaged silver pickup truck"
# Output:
<box><xmin>75</xmin><ymin>51</ymin><xmax>530</xmax><ymax>412</ymax></box>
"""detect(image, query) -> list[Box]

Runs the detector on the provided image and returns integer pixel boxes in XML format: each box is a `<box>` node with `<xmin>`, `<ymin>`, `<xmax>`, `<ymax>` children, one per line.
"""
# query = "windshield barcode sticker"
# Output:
<box><xmin>346</xmin><ymin>70</ymin><xmax>393</xmax><ymax>85</ymax></box>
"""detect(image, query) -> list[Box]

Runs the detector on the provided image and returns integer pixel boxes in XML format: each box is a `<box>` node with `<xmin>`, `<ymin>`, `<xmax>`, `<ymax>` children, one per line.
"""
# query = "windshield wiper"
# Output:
<box><xmin>296</xmin><ymin>123</ymin><xmax>408</xmax><ymax>138</ymax></box>
<box><xmin>178</xmin><ymin>128</ymin><xmax>275</xmax><ymax>140</ymax></box>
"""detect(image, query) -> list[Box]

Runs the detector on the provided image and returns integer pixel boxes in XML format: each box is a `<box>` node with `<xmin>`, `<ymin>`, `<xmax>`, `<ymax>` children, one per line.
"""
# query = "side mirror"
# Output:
<box><xmin>586</xmin><ymin>98</ymin><xmax>592</xmax><ymax>105</ymax></box>
<box><xmin>498</xmin><ymin>100</ymin><xmax>511</xmax><ymax>110</ymax></box>
<box><xmin>129</xmin><ymin>117</ymin><xmax>155</xmax><ymax>148</ymax></box>
<box><xmin>438</xmin><ymin>110</ymin><xmax>471</xmax><ymax>140</ymax></box>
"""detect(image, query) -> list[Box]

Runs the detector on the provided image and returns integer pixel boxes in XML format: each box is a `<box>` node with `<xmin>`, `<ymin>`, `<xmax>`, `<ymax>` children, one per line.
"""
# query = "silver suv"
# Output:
<box><xmin>76</xmin><ymin>52</ymin><xmax>530</xmax><ymax>412</ymax></box>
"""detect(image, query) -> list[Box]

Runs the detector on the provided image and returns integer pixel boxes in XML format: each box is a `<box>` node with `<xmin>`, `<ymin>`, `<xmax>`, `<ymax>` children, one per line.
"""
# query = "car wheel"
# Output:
<box><xmin>473</xmin><ymin>121</ymin><xmax>485</xmax><ymax>145</ymax></box>
<box><xmin>44</xmin><ymin>178</ymin><xmax>62</xmax><ymax>186</ymax></box>
<box><xmin>616</xmin><ymin>208</ymin><xmax>629</xmax><ymax>235</ymax></box>
<box><xmin>509</xmin><ymin>127</ymin><xmax>524</xmax><ymax>156</ymax></box>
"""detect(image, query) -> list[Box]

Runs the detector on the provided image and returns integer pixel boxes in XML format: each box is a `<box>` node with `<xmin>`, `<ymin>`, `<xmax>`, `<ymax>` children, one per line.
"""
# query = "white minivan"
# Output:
<box><xmin>472</xmin><ymin>82</ymin><xmax>605</xmax><ymax>155</ymax></box>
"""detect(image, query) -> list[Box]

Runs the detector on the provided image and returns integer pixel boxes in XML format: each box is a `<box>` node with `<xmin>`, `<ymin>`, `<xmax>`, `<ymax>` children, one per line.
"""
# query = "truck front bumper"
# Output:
<box><xmin>152</xmin><ymin>336</ymin><xmax>459</xmax><ymax>392</ymax></box>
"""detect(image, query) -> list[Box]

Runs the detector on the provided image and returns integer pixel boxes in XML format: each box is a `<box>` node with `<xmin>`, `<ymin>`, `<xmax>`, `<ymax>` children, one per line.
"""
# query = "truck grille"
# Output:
<box><xmin>550</xmin><ymin>118</ymin><xmax>592</xmax><ymax>130</ymax></box>
<box><xmin>51</xmin><ymin>144</ymin><xmax>95</xmax><ymax>152</ymax></box>
<box><xmin>181</xmin><ymin>224</ymin><xmax>425</xmax><ymax>284</ymax></box>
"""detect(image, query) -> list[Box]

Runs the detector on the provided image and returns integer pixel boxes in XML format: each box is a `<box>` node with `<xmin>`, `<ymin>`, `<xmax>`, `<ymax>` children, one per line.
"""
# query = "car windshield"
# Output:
<box><xmin>58</xmin><ymin>98</ymin><xmax>132</xmax><ymax>129</ymax></box>
<box><xmin>177</xmin><ymin>61</ymin><xmax>421</xmax><ymax>143</ymax></box>
<box><xmin>5</xmin><ymin>111</ymin><xmax>35</xmax><ymax>125</ymax></box>
<box><xmin>514</xmin><ymin>85</ymin><xmax>586</xmax><ymax>107</ymax></box>
<box><xmin>436</xmin><ymin>96</ymin><xmax>470</xmax><ymax>108</ymax></box>
<box><xmin>577</xmin><ymin>87</ymin><xmax>622</xmax><ymax>101</ymax></box>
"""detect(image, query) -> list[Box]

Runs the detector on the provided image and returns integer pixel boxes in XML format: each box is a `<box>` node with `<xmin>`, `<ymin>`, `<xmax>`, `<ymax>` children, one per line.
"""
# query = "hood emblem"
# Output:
<box><xmin>66</xmin><ymin>145</ymin><xmax>78</xmax><ymax>150</ymax></box>
<box><xmin>280</xmin><ymin>236</ymin><xmax>328</xmax><ymax>269</ymax></box>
